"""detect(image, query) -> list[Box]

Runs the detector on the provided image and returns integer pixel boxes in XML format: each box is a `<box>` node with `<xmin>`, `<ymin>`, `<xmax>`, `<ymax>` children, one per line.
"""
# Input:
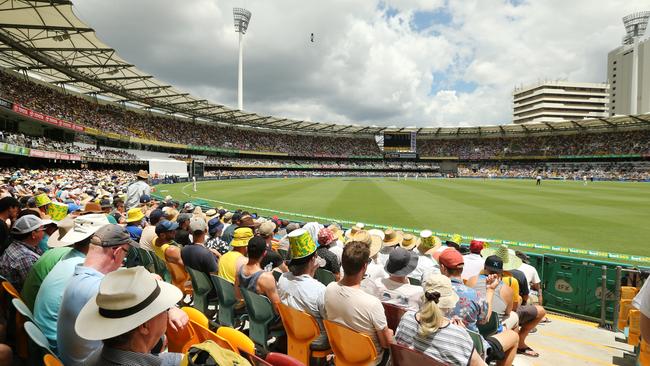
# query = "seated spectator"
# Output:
<box><xmin>316</xmin><ymin>227</ymin><xmax>341</xmax><ymax>280</ymax></box>
<box><xmin>363</xmin><ymin>246</ymin><xmax>423</xmax><ymax>311</ymax></box>
<box><xmin>377</xmin><ymin>228</ymin><xmax>402</xmax><ymax>265</ymax></box>
<box><xmin>152</xmin><ymin>220</ymin><xmax>180</xmax><ymax>263</ymax></box>
<box><xmin>125</xmin><ymin>207</ymin><xmax>145</xmax><ymax>242</ymax></box>
<box><xmin>99</xmin><ymin>199</ymin><xmax>118</xmax><ymax>224</ymax></box>
<box><xmin>75</xmin><ymin>266</ymin><xmax>183</xmax><ymax>366</ymax></box>
<box><xmin>218</xmin><ymin>227</ymin><xmax>252</xmax><ymax>283</ymax></box>
<box><xmin>348</xmin><ymin>230</ymin><xmax>385</xmax><ymax>281</ymax></box>
<box><xmin>33</xmin><ymin>214</ymin><xmax>109</xmax><ymax>350</ymax></box>
<box><xmin>515</xmin><ymin>251</ymin><xmax>543</xmax><ymax>306</ymax></box>
<box><xmin>462</xmin><ymin>240</ymin><xmax>486</xmax><ymax>281</ymax></box>
<box><xmin>235</xmin><ymin>236</ymin><xmax>281</xmax><ymax>313</ymax></box>
<box><xmin>278</xmin><ymin>228</ymin><xmax>329</xmax><ymax>349</ymax></box>
<box><xmin>395</xmin><ymin>274</ymin><xmax>485</xmax><ymax>365</ymax></box>
<box><xmin>205</xmin><ymin>215</ymin><xmax>228</xmax><ymax>256</ymax></box>
<box><xmin>405</xmin><ymin>230</ymin><xmax>440</xmax><ymax>282</ymax></box>
<box><xmin>139</xmin><ymin>209</ymin><xmax>163</xmax><ymax>252</ymax></box>
<box><xmin>174</xmin><ymin>213</ymin><xmax>192</xmax><ymax>246</ymax></box>
<box><xmin>0</xmin><ymin>215</ymin><xmax>49</xmax><ymax>291</ymax></box>
<box><xmin>257</xmin><ymin>221</ymin><xmax>285</xmax><ymax>271</ymax></box>
<box><xmin>181</xmin><ymin>217</ymin><xmax>217</xmax><ymax>274</ymax></box>
<box><xmin>437</xmin><ymin>248</ymin><xmax>518</xmax><ymax>366</ymax></box>
<box><xmin>473</xmin><ymin>255</ymin><xmax>518</xmax><ymax>331</ymax></box>
<box><xmin>0</xmin><ymin>196</ymin><xmax>20</xmax><ymax>255</ymax></box>
<box><xmin>325</xmin><ymin>241</ymin><xmax>393</xmax><ymax>366</ymax></box>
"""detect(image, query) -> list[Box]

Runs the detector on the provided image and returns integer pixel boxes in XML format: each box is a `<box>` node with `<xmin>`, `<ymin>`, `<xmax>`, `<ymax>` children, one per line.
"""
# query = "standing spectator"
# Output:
<box><xmin>0</xmin><ymin>215</ymin><xmax>48</xmax><ymax>291</ymax></box>
<box><xmin>125</xmin><ymin>170</ymin><xmax>150</xmax><ymax>209</ymax></box>
<box><xmin>325</xmin><ymin>241</ymin><xmax>393</xmax><ymax>365</ymax></box>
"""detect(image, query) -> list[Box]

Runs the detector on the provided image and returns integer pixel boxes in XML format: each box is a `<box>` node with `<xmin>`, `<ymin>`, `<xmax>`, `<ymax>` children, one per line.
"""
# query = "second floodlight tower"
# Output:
<box><xmin>233</xmin><ymin>7</ymin><xmax>252</xmax><ymax>111</ymax></box>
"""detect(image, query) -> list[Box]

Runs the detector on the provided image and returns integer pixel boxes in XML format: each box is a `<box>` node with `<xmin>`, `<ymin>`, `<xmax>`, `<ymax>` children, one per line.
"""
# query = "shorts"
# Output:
<box><xmin>484</xmin><ymin>335</ymin><xmax>506</xmax><ymax>362</ymax></box>
<box><xmin>516</xmin><ymin>304</ymin><xmax>538</xmax><ymax>325</ymax></box>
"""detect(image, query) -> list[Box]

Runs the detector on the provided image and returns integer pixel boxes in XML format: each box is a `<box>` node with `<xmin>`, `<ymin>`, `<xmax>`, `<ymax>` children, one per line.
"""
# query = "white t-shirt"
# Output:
<box><xmin>518</xmin><ymin>262</ymin><xmax>541</xmax><ymax>286</ymax></box>
<box><xmin>410</xmin><ymin>255</ymin><xmax>440</xmax><ymax>282</ymax></box>
<box><xmin>362</xmin><ymin>277</ymin><xmax>423</xmax><ymax>311</ymax></box>
<box><xmin>633</xmin><ymin>280</ymin><xmax>650</xmax><ymax>318</ymax></box>
<box><xmin>325</xmin><ymin>282</ymin><xmax>388</xmax><ymax>365</ymax></box>
<box><xmin>461</xmin><ymin>253</ymin><xmax>485</xmax><ymax>280</ymax></box>
<box><xmin>366</xmin><ymin>258</ymin><xmax>387</xmax><ymax>282</ymax></box>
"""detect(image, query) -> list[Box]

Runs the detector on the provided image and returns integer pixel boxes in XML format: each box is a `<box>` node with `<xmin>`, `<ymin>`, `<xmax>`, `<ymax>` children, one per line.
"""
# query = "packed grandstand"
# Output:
<box><xmin>0</xmin><ymin>1</ymin><xmax>650</xmax><ymax>366</ymax></box>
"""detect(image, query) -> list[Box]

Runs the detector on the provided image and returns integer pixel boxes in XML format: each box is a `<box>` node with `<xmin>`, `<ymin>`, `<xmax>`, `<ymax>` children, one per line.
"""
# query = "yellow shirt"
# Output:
<box><xmin>152</xmin><ymin>237</ymin><xmax>171</xmax><ymax>261</ymax></box>
<box><xmin>218</xmin><ymin>251</ymin><xmax>244</xmax><ymax>283</ymax></box>
<box><xmin>502</xmin><ymin>275</ymin><xmax>521</xmax><ymax>305</ymax></box>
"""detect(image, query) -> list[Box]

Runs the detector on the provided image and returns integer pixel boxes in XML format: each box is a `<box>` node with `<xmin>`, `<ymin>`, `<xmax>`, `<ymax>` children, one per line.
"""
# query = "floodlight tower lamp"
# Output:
<box><xmin>233</xmin><ymin>7</ymin><xmax>252</xmax><ymax>111</ymax></box>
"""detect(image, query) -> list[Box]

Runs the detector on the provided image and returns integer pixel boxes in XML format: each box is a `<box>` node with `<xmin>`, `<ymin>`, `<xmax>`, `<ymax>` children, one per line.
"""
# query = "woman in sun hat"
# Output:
<box><xmin>75</xmin><ymin>266</ymin><xmax>183</xmax><ymax>365</ymax></box>
<box><xmin>395</xmin><ymin>274</ymin><xmax>482</xmax><ymax>366</ymax></box>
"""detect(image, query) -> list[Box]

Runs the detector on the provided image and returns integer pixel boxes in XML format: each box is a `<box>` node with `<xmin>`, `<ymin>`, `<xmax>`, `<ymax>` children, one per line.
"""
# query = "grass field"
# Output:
<box><xmin>157</xmin><ymin>177</ymin><xmax>650</xmax><ymax>257</ymax></box>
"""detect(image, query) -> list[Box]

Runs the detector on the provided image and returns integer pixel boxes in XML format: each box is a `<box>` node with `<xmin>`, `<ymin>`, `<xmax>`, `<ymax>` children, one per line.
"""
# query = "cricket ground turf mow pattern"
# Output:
<box><xmin>158</xmin><ymin>177</ymin><xmax>650</xmax><ymax>257</ymax></box>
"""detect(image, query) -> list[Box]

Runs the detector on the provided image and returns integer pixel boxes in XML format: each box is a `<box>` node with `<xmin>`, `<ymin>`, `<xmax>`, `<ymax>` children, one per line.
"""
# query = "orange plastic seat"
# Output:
<box><xmin>382</xmin><ymin>302</ymin><xmax>407</xmax><ymax>333</ymax></box>
<box><xmin>166</xmin><ymin>261</ymin><xmax>193</xmax><ymax>298</ymax></box>
<box><xmin>277</xmin><ymin>303</ymin><xmax>331</xmax><ymax>365</ymax></box>
<box><xmin>618</xmin><ymin>299</ymin><xmax>633</xmax><ymax>330</ymax></box>
<box><xmin>166</xmin><ymin>309</ymin><xmax>201</xmax><ymax>353</ymax></box>
<box><xmin>2</xmin><ymin>281</ymin><xmax>21</xmax><ymax>300</ymax></box>
<box><xmin>182</xmin><ymin>306</ymin><xmax>210</xmax><ymax>328</ymax></box>
<box><xmin>43</xmin><ymin>354</ymin><xmax>63</xmax><ymax>366</ymax></box>
<box><xmin>323</xmin><ymin>319</ymin><xmax>377</xmax><ymax>366</ymax></box>
<box><xmin>189</xmin><ymin>319</ymin><xmax>238</xmax><ymax>353</ymax></box>
<box><xmin>628</xmin><ymin>309</ymin><xmax>641</xmax><ymax>346</ymax></box>
<box><xmin>390</xmin><ymin>343</ymin><xmax>447</xmax><ymax>366</ymax></box>
<box><xmin>620</xmin><ymin>286</ymin><xmax>639</xmax><ymax>300</ymax></box>
<box><xmin>216</xmin><ymin>326</ymin><xmax>256</xmax><ymax>355</ymax></box>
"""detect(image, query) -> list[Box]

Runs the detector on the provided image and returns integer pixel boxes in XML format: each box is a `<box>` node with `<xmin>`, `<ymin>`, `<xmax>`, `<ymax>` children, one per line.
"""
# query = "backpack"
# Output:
<box><xmin>181</xmin><ymin>340</ymin><xmax>251</xmax><ymax>366</ymax></box>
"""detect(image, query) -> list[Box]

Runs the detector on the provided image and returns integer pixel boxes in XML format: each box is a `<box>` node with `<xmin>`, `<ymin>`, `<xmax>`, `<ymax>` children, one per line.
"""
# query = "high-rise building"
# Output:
<box><xmin>607</xmin><ymin>11</ymin><xmax>650</xmax><ymax>116</ymax></box>
<box><xmin>512</xmin><ymin>81</ymin><xmax>609</xmax><ymax>124</ymax></box>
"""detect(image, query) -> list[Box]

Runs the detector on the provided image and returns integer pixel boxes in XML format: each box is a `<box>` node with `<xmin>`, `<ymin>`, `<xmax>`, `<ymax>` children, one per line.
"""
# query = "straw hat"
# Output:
<box><xmin>346</xmin><ymin>230</ymin><xmax>382</xmax><ymax>258</ymax></box>
<box><xmin>418</xmin><ymin>230</ymin><xmax>442</xmax><ymax>254</ymax></box>
<box><xmin>481</xmin><ymin>244</ymin><xmax>522</xmax><ymax>271</ymax></box>
<box><xmin>344</xmin><ymin>223</ymin><xmax>365</xmax><ymax>240</ymax></box>
<box><xmin>368</xmin><ymin>229</ymin><xmax>385</xmax><ymax>241</ymax></box>
<box><xmin>288</xmin><ymin>228</ymin><xmax>317</xmax><ymax>264</ymax></box>
<box><xmin>126</xmin><ymin>207</ymin><xmax>145</xmax><ymax>223</ymax></box>
<box><xmin>136</xmin><ymin>170</ymin><xmax>149</xmax><ymax>179</ymax></box>
<box><xmin>383</xmin><ymin>229</ymin><xmax>403</xmax><ymax>247</ymax></box>
<box><xmin>400</xmin><ymin>233</ymin><xmax>421</xmax><ymax>251</ymax></box>
<box><xmin>75</xmin><ymin>267</ymin><xmax>181</xmax><ymax>341</ymax></box>
<box><xmin>80</xmin><ymin>202</ymin><xmax>103</xmax><ymax>215</ymax></box>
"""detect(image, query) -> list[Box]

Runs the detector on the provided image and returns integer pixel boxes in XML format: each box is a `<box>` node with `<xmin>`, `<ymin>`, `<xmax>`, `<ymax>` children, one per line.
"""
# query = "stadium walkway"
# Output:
<box><xmin>514</xmin><ymin>314</ymin><xmax>633</xmax><ymax>366</ymax></box>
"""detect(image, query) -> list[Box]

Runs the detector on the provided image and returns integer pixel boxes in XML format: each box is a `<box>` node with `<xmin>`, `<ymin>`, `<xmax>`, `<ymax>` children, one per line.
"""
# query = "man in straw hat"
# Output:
<box><xmin>125</xmin><ymin>170</ymin><xmax>150</xmax><ymax>210</ymax></box>
<box><xmin>437</xmin><ymin>248</ymin><xmax>519</xmax><ymax>366</ymax></box>
<box><xmin>75</xmin><ymin>266</ymin><xmax>183</xmax><ymax>366</ymax></box>
<box><xmin>481</xmin><ymin>245</ymin><xmax>546</xmax><ymax>358</ymax></box>
<box><xmin>363</xmin><ymin>246</ymin><xmax>423</xmax><ymax>311</ymax></box>
<box><xmin>57</xmin><ymin>224</ymin><xmax>189</xmax><ymax>366</ymax></box>
<box><xmin>325</xmin><ymin>241</ymin><xmax>393</xmax><ymax>365</ymax></box>
<box><xmin>278</xmin><ymin>228</ymin><xmax>330</xmax><ymax>348</ymax></box>
<box><xmin>32</xmin><ymin>214</ymin><xmax>110</xmax><ymax>350</ymax></box>
<box><xmin>347</xmin><ymin>230</ymin><xmax>384</xmax><ymax>282</ymax></box>
<box><xmin>377</xmin><ymin>228</ymin><xmax>402</xmax><ymax>266</ymax></box>
<box><xmin>218</xmin><ymin>227</ymin><xmax>253</xmax><ymax>283</ymax></box>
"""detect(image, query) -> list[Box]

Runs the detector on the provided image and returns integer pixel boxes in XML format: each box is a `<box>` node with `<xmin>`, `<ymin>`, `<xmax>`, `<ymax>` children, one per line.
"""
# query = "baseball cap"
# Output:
<box><xmin>177</xmin><ymin>213</ymin><xmax>192</xmax><ymax>224</ymax></box>
<box><xmin>258</xmin><ymin>221</ymin><xmax>276</xmax><ymax>237</ymax></box>
<box><xmin>155</xmin><ymin>220</ymin><xmax>179</xmax><ymax>235</ymax></box>
<box><xmin>92</xmin><ymin>224</ymin><xmax>139</xmax><ymax>248</ymax></box>
<box><xmin>99</xmin><ymin>199</ymin><xmax>112</xmax><ymax>209</ymax></box>
<box><xmin>438</xmin><ymin>248</ymin><xmax>464</xmax><ymax>270</ymax></box>
<box><xmin>469</xmin><ymin>240</ymin><xmax>485</xmax><ymax>254</ymax></box>
<box><xmin>149</xmin><ymin>209</ymin><xmax>164</xmax><ymax>224</ymax></box>
<box><xmin>484</xmin><ymin>255</ymin><xmax>504</xmax><ymax>273</ymax></box>
<box><xmin>189</xmin><ymin>217</ymin><xmax>207</xmax><ymax>233</ymax></box>
<box><xmin>11</xmin><ymin>215</ymin><xmax>50</xmax><ymax>235</ymax></box>
<box><xmin>139</xmin><ymin>195</ymin><xmax>152</xmax><ymax>204</ymax></box>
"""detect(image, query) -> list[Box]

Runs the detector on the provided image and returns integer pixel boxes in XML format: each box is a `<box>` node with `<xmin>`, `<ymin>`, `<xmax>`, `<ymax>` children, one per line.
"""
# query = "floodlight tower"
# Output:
<box><xmin>622</xmin><ymin>11</ymin><xmax>650</xmax><ymax>114</ymax></box>
<box><xmin>233</xmin><ymin>7</ymin><xmax>252</xmax><ymax>111</ymax></box>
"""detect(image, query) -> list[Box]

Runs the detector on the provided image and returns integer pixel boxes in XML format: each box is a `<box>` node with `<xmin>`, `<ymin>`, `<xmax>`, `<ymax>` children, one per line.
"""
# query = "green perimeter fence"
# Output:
<box><xmin>151</xmin><ymin>189</ymin><xmax>648</xmax><ymax>327</ymax></box>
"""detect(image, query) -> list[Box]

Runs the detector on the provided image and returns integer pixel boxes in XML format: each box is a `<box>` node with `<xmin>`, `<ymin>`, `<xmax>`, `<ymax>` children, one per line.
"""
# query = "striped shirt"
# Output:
<box><xmin>395</xmin><ymin>311</ymin><xmax>474</xmax><ymax>366</ymax></box>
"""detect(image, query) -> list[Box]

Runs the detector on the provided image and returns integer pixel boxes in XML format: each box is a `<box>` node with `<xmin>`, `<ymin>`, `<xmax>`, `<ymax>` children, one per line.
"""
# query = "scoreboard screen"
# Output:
<box><xmin>383</xmin><ymin>132</ymin><xmax>416</xmax><ymax>152</ymax></box>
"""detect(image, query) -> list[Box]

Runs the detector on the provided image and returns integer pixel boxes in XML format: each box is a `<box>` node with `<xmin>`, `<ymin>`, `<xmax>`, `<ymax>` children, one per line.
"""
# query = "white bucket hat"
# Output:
<box><xmin>47</xmin><ymin>216</ymin><xmax>75</xmax><ymax>248</ymax></box>
<box><xmin>59</xmin><ymin>214</ymin><xmax>109</xmax><ymax>244</ymax></box>
<box><xmin>75</xmin><ymin>266</ymin><xmax>182</xmax><ymax>341</ymax></box>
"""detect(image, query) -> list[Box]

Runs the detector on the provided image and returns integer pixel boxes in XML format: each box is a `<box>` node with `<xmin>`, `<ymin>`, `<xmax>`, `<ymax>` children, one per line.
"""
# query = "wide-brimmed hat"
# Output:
<box><xmin>481</xmin><ymin>244</ymin><xmax>522</xmax><ymax>271</ymax></box>
<box><xmin>344</xmin><ymin>223</ymin><xmax>365</xmax><ymax>239</ymax></box>
<box><xmin>238</xmin><ymin>215</ymin><xmax>258</xmax><ymax>229</ymax></box>
<box><xmin>80</xmin><ymin>202</ymin><xmax>103</xmax><ymax>215</ymax></box>
<box><xmin>418</xmin><ymin>230</ymin><xmax>441</xmax><ymax>254</ymax></box>
<box><xmin>368</xmin><ymin>229</ymin><xmax>385</xmax><ymax>241</ymax></box>
<box><xmin>60</xmin><ymin>214</ymin><xmax>110</xmax><ymax>244</ymax></box>
<box><xmin>326</xmin><ymin>224</ymin><xmax>343</xmax><ymax>242</ymax></box>
<box><xmin>75</xmin><ymin>266</ymin><xmax>181</xmax><ymax>341</ymax></box>
<box><xmin>422</xmin><ymin>274</ymin><xmax>459</xmax><ymax>310</ymax></box>
<box><xmin>136</xmin><ymin>170</ymin><xmax>149</xmax><ymax>179</ymax></box>
<box><xmin>34</xmin><ymin>193</ymin><xmax>51</xmax><ymax>207</ymax></box>
<box><xmin>347</xmin><ymin>230</ymin><xmax>382</xmax><ymax>258</ymax></box>
<box><xmin>288</xmin><ymin>228</ymin><xmax>317</xmax><ymax>264</ymax></box>
<box><xmin>385</xmin><ymin>247</ymin><xmax>419</xmax><ymax>276</ymax></box>
<box><xmin>48</xmin><ymin>217</ymin><xmax>75</xmax><ymax>248</ymax></box>
<box><xmin>46</xmin><ymin>202</ymin><xmax>69</xmax><ymax>222</ymax></box>
<box><xmin>400</xmin><ymin>233</ymin><xmax>421</xmax><ymax>251</ymax></box>
<box><xmin>125</xmin><ymin>207</ymin><xmax>145</xmax><ymax>223</ymax></box>
<box><xmin>317</xmin><ymin>228</ymin><xmax>337</xmax><ymax>246</ymax></box>
<box><xmin>231</xmin><ymin>227</ymin><xmax>254</xmax><ymax>247</ymax></box>
<box><xmin>205</xmin><ymin>209</ymin><xmax>218</xmax><ymax>220</ymax></box>
<box><xmin>383</xmin><ymin>229</ymin><xmax>403</xmax><ymax>247</ymax></box>
<box><xmin>258</xmin><ymin>221</ymin><xmax>276</xmax><ymax>237</ymax></box>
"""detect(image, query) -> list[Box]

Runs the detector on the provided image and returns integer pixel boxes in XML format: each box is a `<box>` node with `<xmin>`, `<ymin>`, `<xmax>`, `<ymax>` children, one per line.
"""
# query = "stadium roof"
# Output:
<box><xmin>1</xmin><ymin>1</ymin><xmax>649</xmax><ymax>137</ymax></box>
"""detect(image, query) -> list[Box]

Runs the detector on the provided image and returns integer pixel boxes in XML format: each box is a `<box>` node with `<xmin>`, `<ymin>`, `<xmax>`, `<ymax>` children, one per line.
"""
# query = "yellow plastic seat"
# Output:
<box><xmin>216</xmin><ymin>326</ymin><xmax>256</xmax><ymax>356</ymax></box>
<box><xmin>620</xmin><ymin>286</ymin><xmax>639</xmax><ymax>300</ymax></box>
<box><xmin>618</xmin><ymin>299</ymin><xmax>633</xmax><ymax>330</ymax></box>
<box><xmin>43</xmin><ymin>354</ymin><xmax>63</xmax><ymax>366</ymax></box>
<box><xmin>277</xmin><ymin>303</ymin><xmax>331</xmax><ymax>365</ymax></box>
<box><xmin>189</xmin><ymin>319</ymin><xmax>238</xmax><ymax>354</ymax></box>
<box><xmin>182</xmin><ymin>306</ymin><xmax>210</xmax><ymax>328</ymax></box>
<box><xmin>323</xmin><ymin>319</ymin><xmax>377</xmax><ymax>366</ymax></box>
<box><xmin>628</xmin><ymin>309</ymin><xmax>641</xmax><ymax>346</ymax></box>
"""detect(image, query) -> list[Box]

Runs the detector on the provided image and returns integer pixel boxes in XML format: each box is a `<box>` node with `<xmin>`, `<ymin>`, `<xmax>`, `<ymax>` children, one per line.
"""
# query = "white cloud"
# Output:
<box><xmin>72</xmin><ymin>0</ymin><xmax>648</xmax><ymax>127</ymax></box>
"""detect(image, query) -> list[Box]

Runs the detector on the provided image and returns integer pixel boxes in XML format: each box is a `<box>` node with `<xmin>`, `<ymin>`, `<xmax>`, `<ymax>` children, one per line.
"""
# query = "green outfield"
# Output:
<box><xmin>157</xmin><ymin>177</ymin><xmax>650</xmax><ymax>257</ymax></box>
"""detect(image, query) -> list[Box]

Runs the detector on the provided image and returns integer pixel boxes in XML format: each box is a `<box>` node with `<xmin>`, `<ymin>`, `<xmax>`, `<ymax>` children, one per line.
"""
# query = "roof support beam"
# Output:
<box><xmin>125</xmin><ymin>85</ymin><xmax>171</xmax><ymax>92</ymax></box>
<box><xmin>0</xmin><ymin>24</ymin><xmax>93</xmax><ymax>32</ymax></box>
<box><xmin>596</xmin><ymin>118</ymin><xmax>615</xmax><ymax>127</ymax></box>
<box><xmin>167</xmin><ymin>99</ymin><xmax>207</xmax><ymax>106</ymax></box>
<box><xmin>628</xmin><ymin>115</ymin><xmax>650</xmax><ymax>125</ymax></box>
<box><xmin>543</xmin><ymin>122</ymin><xmax>556</xmax><ymax>131</ymax></box>
<box><xmin>23</xmin><ymin>63</ymin><xmax>132</xmax><ymax>70</ymax></box>
<box><xmin>569</xmin><ymin>120</ymin><xmax>585</xmax><ymax>130</ymax></box>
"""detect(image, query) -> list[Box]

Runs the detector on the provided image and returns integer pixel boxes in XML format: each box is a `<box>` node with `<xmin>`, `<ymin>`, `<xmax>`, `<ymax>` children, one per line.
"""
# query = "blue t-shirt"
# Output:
<box><xmin>57</xmin><ymin>264</ymin><xmax>104</xmax><ymax>366</ymax></box>
<box><xmin>126</xmin><ymin>225</ymin><xmax>143</xmax><ymax>242</ymax></box>
<box><xmin>33</xmin><ymin>250</ymin><xmax>85</xmax><ymax>350</ymax></box>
